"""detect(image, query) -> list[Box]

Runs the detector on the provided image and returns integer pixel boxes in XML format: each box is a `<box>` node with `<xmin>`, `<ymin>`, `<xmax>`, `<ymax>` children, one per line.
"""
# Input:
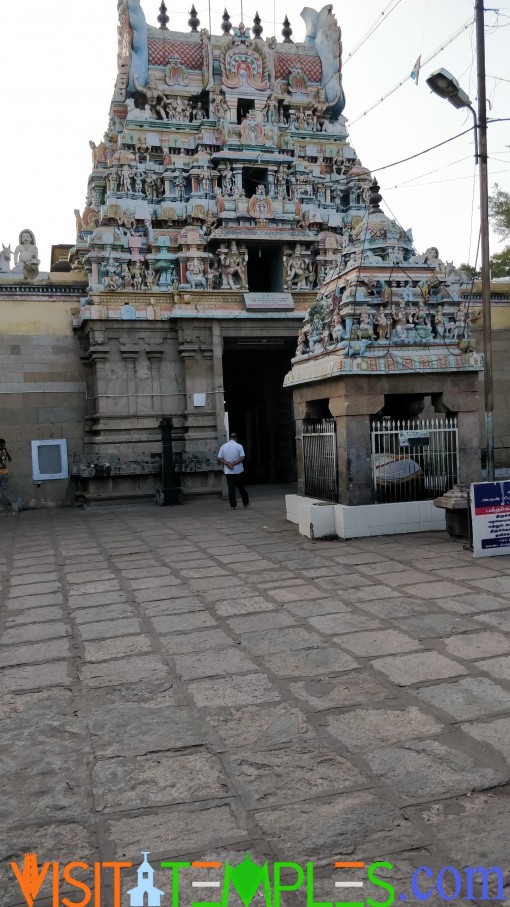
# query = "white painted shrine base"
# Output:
<box><xmin>286</xmin><ymin>494</ymin><xmax>446</xmax><ymax>540</ymax></box>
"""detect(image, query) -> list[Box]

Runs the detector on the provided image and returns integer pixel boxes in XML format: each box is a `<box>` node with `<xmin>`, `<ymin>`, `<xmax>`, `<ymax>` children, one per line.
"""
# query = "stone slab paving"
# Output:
<box><xmin>1</xmin><ymin>491</ymin><xmax>510</xmax><ymax>904</ymax></box>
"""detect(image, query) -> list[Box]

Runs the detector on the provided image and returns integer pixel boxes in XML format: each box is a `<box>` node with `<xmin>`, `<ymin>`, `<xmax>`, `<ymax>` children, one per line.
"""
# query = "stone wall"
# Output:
<box><xmin>0</xmin><ymin>298</ymin><xmax>87</xmax><ymax>508</ymax></box>
<box><xmin>492</xmin><ymin>326</ymin><xmax>510</xmax><ymax>458</ymax></box>
<box><xmin>471</xmin><ymin>305</ymin><xmax>510</xmax><ymax>462</ymax></box>
<box><xmin>1</xmin><ymin>286</ymin><xmax>508</xmax><ymax>509</ymax></box>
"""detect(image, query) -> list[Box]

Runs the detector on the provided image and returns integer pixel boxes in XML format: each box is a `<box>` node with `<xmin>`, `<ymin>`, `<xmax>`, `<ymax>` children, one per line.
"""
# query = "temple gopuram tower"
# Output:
<box><xmin>71</xmin><ymin>0</ymin><xmax>366</xmax><ymax>498</ymax></box>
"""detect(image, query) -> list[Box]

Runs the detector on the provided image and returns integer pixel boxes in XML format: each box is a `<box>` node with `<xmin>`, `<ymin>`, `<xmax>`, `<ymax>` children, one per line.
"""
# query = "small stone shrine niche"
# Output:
<box><xmin>285</xmin><ymin>179</ymin><xmax>484</xmax><ymax>507</ymax></box>
<box><xmin>291</xmin><ymin>179</ymin><xmax>478</xmax><ymax>362</ymax></box>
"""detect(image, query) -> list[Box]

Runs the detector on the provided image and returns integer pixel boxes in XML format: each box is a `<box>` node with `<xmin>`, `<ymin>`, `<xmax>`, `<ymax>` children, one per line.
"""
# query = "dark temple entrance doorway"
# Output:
<box><xmin>222</xmin><ymin>338</ymin><xmax>297</xmax><ymax>484</ymax></box>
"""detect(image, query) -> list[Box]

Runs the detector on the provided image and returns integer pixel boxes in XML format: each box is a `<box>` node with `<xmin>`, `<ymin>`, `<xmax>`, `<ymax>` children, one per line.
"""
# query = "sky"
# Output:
<box><xmin>0</xmin><ymin>0</ymin><xmax>509</xmax><ymax>271</ymax></box>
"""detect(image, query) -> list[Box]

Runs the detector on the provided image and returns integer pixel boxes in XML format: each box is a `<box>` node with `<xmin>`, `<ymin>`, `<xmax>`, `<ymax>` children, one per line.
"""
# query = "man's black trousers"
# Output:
<box><xmin>227</xmin><ymin>474</ymin><xmax>249</xmax><ymax>508</ymax></box>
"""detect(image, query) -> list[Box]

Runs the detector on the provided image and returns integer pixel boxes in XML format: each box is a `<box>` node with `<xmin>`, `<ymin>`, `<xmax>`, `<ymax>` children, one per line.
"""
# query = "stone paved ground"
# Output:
<box><xmin>1</xmin><ymin>488</ymin><xmax>510</xmax><ymax>905</ymax></box>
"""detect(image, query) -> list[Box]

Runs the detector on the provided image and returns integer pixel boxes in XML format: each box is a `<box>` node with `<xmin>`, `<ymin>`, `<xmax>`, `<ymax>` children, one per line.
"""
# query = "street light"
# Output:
<box><xmin>425</xmin><ymin>68</ymin><xmax>478</xmax><ymax>154</ymax></box>
<box><xmin>426</xmin><ymin>68</ymin><xmax>472</xmax><ymax>111</ymax></box>
<box><xmin>426</xmin><ymin>13</ymin><xmax>495</xmax><ymax>481</ymax></box>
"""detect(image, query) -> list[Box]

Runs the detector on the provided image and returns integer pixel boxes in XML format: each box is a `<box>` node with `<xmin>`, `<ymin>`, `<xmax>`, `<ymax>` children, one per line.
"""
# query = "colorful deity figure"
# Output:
<box><xmin>165</xmin><ymin>56</ymin><xmax>189</xmax><ymax>87</ymax></box>
<box><xmin>221</xmin><ymin>42</ymin><xmax>269</xmax><ymax>90</ymax></box>
<box><xmin>103</xmin><ymin>256</ymin><xmax>121</xmax><ymax>290</ymax></box>
<box><xmin>186</xmin><ymin>257</ymin><xmax>207</xmax><ymax>289</ymax></box>
<box><xmin>402</xmin><ymin>281</ymin><xmax>414</xmax><ymax>302</ymax></box>
<box><xmin>222</xmin><ymin>162</ymin><xmax>234</xmax><ymax>196</ymax></box>
<box><xmin>247</xmin><ymin>185</ymin><xmax>274</xmax><ymax>220</ymax></box>
<box><xmin>144</xmin><ymin>171</ymin><xmax>157</xmax><ymax>202</ymax></box>
<box><xmin>133</xmin><ymin>170</ymin><xmax>144</xmax><ymax>194</ymax></box>
<box><xmin>354</xmin><ymin>307</ymin><xmax>373</xmax><ymax>340</ymax></box>
<box><xmin>288</xmin><ymin>67</ymin><xmax>308</xmax><ymax>95</ymax></box>
<box><xmin>263</xmin><ymin>93</ymin><xmax>278</xmax><ymax>124</ymax></box>
<box><xmin>276</xmin><ymin>166</ymin><xmax>288</xmax><ymax>200</ymax></box>
<box><xmin>332</xmin><ymin>310</ymin><xmax>347</xmax><ymax>342</ymax></box>
<box><xmin>175</xmin><ymin>170</ymin><xmax>187</xmax><ymax>200</ymax></box>
<box><xmin>131</xmin><ymin>260</ymin><xmax>144</xmax><ymax>290</ymax></box>
<box><xmin>414</xmin><ymin>301</ymin><xmax>433</xmax><ymax>340</ymax></box>
<box><xmin>452</xmin><ymin>301</ymin><xmax>469</xmax><ymax>340</ymax></box>
<box><xmin>391</xmin><ymin>304</ymin><xmax>408</xmax><ymax>341</ymax></box>
<box><xmin>121</xmin><ymin>263</ymin><xmax>133</xmax><ymax>289</ymax></box>
<box><xmin>219</xmin><ymin>241</ymin><xmax>248</xmax><ymax>289</ymax></box>
<box><xmin>312</xmin><ymin>89</ymin><xmax>328</xmax><ymax>131</ymax></box>
<box><xmin>209</xmin><ymin>85</ymin><xmax>229</xmax><ymax>122</ymax></box>
<box><xmin>145</xmin><ymin>265</ymin><xmax>158</xmax><ymax>289</ymax></box>
<box><xmin>296</xmin><ymin>327</ymin><xmax>308</xmax><ymax>356</ymax></box>
<box><xmin>435</xmin><ymin>305</ymin><xmax>445</xmax><ymax>338</ymax></box>
<box><xmin>193</xmin><ymin>101</ymin><xmax>206</xmax><ymax>121</ymax></box>
<box><xmin>122</xmin><ymin>164</ymin><xmax>133</xmax><ymax>193</ymax></box>
<box><xmin>134</xmin><ymin>73</ymin><xmax>167</xmax><ymax>120</ymax></box>
<box><xmin>240</xmin><ymin>110</ymin><xmax>264</xmax><ymax>144</ymax></box>
<box><xmin>375</xmin><ymin>306</ymin><xmax>389</xmax><ymax>341</ymax></box>
<box><xmin>172</xmin><ymin>96</ymin><xmax>185</xmax><ymax>121</ymax></box>
<box><xmin>308</xmin><ymin>315</ymin><xmax>325</xmax><ymax>354</ymax></box>
<box><xmin>284</xmin><ymin>244</ymin><xmax>310</xmax><ymax>289</ymax></box>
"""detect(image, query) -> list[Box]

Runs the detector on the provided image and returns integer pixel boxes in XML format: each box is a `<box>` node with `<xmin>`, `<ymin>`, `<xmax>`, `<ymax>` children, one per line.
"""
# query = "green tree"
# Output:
<box><xmin>459</xmin><ymin>262</ymin><xmax>479</xmax><ymax>279</ymax></box>
<box><xmin>489</xmin><ymin>184</ymin><xmax>510</xmax><ymax>278</ymax></box>
<box><xmin>489</xmin><ymin>184</ymin><xmax>510</xmax><ymax>239</ymax></box>
<box><xmin>490</xmin><ymin>248</ymin><xmax>510</xmax><ymax>278</ymax></box>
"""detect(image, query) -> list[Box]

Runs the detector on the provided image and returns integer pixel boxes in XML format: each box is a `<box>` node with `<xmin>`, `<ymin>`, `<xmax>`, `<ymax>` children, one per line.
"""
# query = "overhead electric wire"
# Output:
<box><xmin>348</xmin><ymin>16</ymin><xmax>474</xmax><ymax>127</ymax></box>
<box><xmin>343</xmin><ymin>0</ymin><xmax>405</xmax><ymax>66</ymax></box>
<box><xmin>372</xmin><ymin>127</ymin><xmax>474</xmax><ymax>173</ymax></box>
<box><xmin>384</xmin><ymin>166</ymin><xmax>509</xmax><ymax>189</ymax></box>
<box><xmin>371</xmin><ymin>118</ymin><xmax>510</xmax><ymax>175</ymax></box>
<box><xmin>382</xmin><ymin>154</ymin><xmax>473</xmax><ymax>189</ymax></box>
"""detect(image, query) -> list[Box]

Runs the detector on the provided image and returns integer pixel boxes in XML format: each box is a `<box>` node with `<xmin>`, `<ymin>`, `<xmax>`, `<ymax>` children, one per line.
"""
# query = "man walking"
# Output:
<box><xmin>0</xmin><ymin>439</ymin><xmax>16</xmax><ymax>514</ymax></box>
<box><xmin>218</xmin><ymin>432</ymin><xmax>250</xmax><ymax>510</ymax></box>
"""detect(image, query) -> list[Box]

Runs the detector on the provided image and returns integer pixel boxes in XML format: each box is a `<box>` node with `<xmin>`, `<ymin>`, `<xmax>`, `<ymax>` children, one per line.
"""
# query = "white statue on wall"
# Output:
<box><xmin>0</xmin><ymin>244</ymin><xmax>12</xmax><ymax>272</ymax></box>
<box><xmin>13</xmin><ymin>230</ymin><xmax>40</xmax><ymax>280</ymax></box>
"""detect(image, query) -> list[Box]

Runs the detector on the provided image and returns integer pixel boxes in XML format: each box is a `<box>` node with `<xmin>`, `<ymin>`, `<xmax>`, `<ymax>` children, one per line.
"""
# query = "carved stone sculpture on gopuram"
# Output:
<box><xmin>289</xmin><ymin>175</ymin><xmax>483</xmax><ymax>376</ymax></box>
<box><xmin>69</xmin><ymin>0</ymin><xmax>477</xmax><ymax>358</ymax></box>
<box><xmin>70</xmin><ymin>0</ymin><xmax>360</xmax><ymax>305</ymax></box>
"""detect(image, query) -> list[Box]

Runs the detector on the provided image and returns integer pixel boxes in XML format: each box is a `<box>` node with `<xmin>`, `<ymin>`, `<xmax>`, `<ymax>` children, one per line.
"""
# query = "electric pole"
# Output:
<box><xmin>475</xmin><ymin>0</ymin><xmax>495</xmax><ymax>480</ymax></box>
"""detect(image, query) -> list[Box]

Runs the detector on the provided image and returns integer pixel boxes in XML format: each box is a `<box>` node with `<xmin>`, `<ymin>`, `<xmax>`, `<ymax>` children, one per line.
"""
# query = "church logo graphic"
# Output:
<box><xmin>127</xmin><ymin>853</ymin><xmax>164</xmax><ymax>907</ymax></box>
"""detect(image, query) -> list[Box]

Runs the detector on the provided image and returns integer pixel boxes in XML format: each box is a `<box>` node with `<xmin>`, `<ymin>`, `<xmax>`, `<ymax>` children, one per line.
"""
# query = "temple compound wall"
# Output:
<box><xmin>0</xmin><ymin>279</ymin><xmax>87</xmax><ymax>507</ymax></box>
<box><xmin>470</xmin><ymin>289</ymin><xmax>510</xmax><ymax>464</ymax></box>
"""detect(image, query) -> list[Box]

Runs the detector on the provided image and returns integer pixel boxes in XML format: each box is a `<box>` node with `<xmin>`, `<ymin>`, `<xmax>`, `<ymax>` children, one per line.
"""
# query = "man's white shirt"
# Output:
<box><xmin>218</xmin><ymin>440</ymin><xmax>245</xmax><ymax>474</ymax></box>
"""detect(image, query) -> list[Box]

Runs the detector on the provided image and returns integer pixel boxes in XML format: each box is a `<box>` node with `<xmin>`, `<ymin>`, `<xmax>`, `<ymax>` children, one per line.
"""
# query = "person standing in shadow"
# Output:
<box><xmin>218</xmin><ymin>432</ymin><xmax>250</xmax><ymax>510</ymax></box>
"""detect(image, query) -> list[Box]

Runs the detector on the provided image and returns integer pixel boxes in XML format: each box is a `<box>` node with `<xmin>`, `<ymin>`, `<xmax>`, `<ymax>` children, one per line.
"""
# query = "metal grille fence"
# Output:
<box><xmin>302</xmin><ymin>418</ymin><xmax>338</xmax><ymax>502</ymax></box>
<box><xmin>371</xmin><ymin>417</ymin><xmax>459</xmax><ymax>503</ymax></box>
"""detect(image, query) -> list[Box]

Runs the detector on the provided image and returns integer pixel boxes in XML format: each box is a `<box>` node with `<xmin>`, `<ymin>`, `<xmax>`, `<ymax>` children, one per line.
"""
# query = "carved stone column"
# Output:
<box><xmin>233</xmin><ymin>164</ymin><xmax>243</xmax><ymax>195</ymax></box>
<box><xmin>177</xmin><ymin>323</ymin><xmax>220</xmax><ymax>493</ymax></box>
<box><xmin>119</xmin><ymin>344</ymin><xmax>139</xmax><ymax>414</ymax></box>
<box><xmin>146</xmin><ymin>348</ymin><xmax>164</xmax><ymax>410</ymax></box>
<box><xmin>87</xmin><ymin>346</ymin><xmax>111</xmax><ymax>415</ymax></box>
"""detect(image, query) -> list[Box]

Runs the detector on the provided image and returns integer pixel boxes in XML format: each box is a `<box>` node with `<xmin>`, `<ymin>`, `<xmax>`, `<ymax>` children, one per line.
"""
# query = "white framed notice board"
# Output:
<box><xmin>471</xmin><ymin>481</ymin><xmax>510</xmax><ymax>557</ymax></box>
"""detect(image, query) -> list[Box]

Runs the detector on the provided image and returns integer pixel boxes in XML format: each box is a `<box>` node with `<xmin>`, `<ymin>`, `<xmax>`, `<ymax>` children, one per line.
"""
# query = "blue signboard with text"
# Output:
<box><xmin>471</xmin><ymin>481</ymin><xmax>510</xmax><ymax>557</ymax></box>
